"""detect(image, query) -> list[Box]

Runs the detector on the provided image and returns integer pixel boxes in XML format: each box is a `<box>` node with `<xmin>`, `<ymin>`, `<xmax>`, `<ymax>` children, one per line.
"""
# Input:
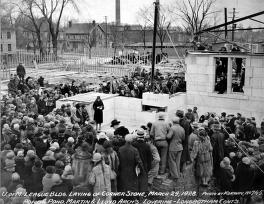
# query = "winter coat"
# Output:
<box><xmin>93</xmin><ymin>100</ymin><xmax>104</xmax><ymax>124</ymax></box>
<box><xmin>14</xmin><ymin>156</ymin><xmax>26</xmax><ymax>179</ymax></box>
<box><xmin>179</xmin><ymin>117</ymin><xmax>192</xmax><ymax>163</ymax></box>
<box><xmin>42</xmin><ymin>158</ymin><xmax>56</xmax><ymax>170</ymax></box>
<box><xmin>234</xmin><ymin>162</ymin><xmax>254</xmax><ymax>191</ymax></box>
<box><xmin>191</xmin><ymin>136</ymin><xmax>213</xmax><ymax>178</ymax></box>
<box><xmin>7</xmin><ymin>180</ymin><xmax>24</xmax><ymax>193</ymax></box>
<box><xmin>252</xmin><ymin>163</ymin><xmax>264</xmax><ymax>190</ymax></box>
<box><xmin>42</xmin><ymin>173</ymin><xmax>56</xmax><ymax>193</ymax></box>
<box><xmin>0</xmin><ymin>169</ymin><xmax>12</xmax><ymax>187</ymax></box>
<box><xmin>30</xmin><ymin>166</ymin><xmax>46</xmax><ymax>193</ymax></box>
<box><xmin>16</xmin><ymin>64</ymin><xmax>26</xmax><ymax>77</ymax></box>
<box><xmin>132</xmin><ymin>140</ymin><xmax>152</xmax><ymax>192</ymax></box>
<box><xmin>33</xmin><ymin>138</ymin><xmax>49</xmax><ymax>159</ymax></box>
<box><xmin>71</xmin><ymin>148</ymin><xmax>92</xmax><ymax>185</ymax></box>
<box><xmin>211</xmin><ymin>131</ymin><xmax>226</xmax><ymax>175</ymax></box>
<box><xmin>117</xmin><ymin>143</ymin><xmax>143</xmax><ymax>192</ymax></box>
<box><xmin>89</xmin><ymin>163</ymin><xmax>111</xmax><ymax>201</ymax></box>
<box><xmin>167</xmin><ymin>124</ymin><xmax>185</xmax><ymax>152</ymax></box>
<box><xmin>48</xmin><ymin>181</ymin><xmax>70</xmax><ymax>202</ymax></box>
<box><xmin>219</xmin><ymin>165</ymin><xmax>234</xmax><ymax>191</ymax></box>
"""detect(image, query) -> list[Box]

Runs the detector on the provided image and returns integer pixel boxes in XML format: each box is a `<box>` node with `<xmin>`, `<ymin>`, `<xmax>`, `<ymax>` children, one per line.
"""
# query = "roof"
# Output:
<box><xmin>126</xmin><ymin>42</ymin><xmax>193</xmax><ymax>48</ymax></box>
<box><xmin>65</xmin><ymin>23</ymin><xmax>95</xmax><ymax>34</ymax></box>
<box><xmin>1</xmin><ymin>22</ymin><xmax>15</xmax><ymax>31</ymax></box>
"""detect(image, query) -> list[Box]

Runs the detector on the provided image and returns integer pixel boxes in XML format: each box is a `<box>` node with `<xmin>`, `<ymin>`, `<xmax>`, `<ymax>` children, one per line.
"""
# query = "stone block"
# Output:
<box><xmin>252</xmin><ymin>88</ymin><xmax>264</xmax><ymax>98</ymax></box>
<box><xmin>114</xmin><ymin>97</ymin><xmax>142</xmax><ymax>112</ymax></box>
<box><xmin>250</xmin><ymin>78</ymin><xmax>262</xmax><ymax>88</ymax></box>
<box><xmin>250</xmin><ymin>57</ymin><xmax>264</xmax><ymax>68</ymax></box>
<box><xmin>187</xmin><ymin>64</ymin><xmax>207</xmax><ymax>74</ymax></box>
<box><xmin>246</xmin><ymin>67</ymin><xmax>253</xmax><ymax>78</ymax></box>
<box><xmin>196</xmin><ymin>56</ymin><xmax>209</xmax><ymax>65</ymax></box>
<box><xmin>253</xmin><ymin>68</ymin><xmax>264</xmax><ymax>77</ymax></box>
<box><xmin>206</xmin><ymin>65</ymin><xmax>215</xmax><ymax>75</ymax></box>
<box><xmin>186</xmin><ymin>73</ymin><xmax>209</xmax><ymax>82</ymax></box>
<box><xmin>244</xmin><ymin>77</ymin><xmax>251</xmax><ymax>87</ymax></box>
<box><xmin>208</xmin><ymin>57</ymin><xmax>215</xmax><ymax>66</ymax></box>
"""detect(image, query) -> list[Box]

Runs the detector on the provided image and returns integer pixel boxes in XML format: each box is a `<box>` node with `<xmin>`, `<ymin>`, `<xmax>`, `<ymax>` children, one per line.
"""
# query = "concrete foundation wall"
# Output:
<box><xmin>114</xmin><ymin>93</ymin><xmax>187</xmax><ymax>127</ymax></box>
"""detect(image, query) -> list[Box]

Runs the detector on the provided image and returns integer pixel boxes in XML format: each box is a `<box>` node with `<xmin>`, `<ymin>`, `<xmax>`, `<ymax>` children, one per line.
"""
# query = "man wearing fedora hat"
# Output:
<box><xmin>133</xmin><ymin>129</ymin><xmax>152</xmax><ymax>192</ymax></box>
<box><xmin>150</xmin><ymin>112</ymin><xmax>170</xmax><ymax>175</ymax></box>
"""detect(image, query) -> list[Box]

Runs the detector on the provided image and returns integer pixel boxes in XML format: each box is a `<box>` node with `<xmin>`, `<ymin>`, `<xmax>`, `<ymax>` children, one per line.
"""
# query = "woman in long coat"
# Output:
<box><xmin>93</xmin><ymin>96</ymin><xmax>104</xmax><ymax>131</ymax></box>
<box><xmin>89</xmin><ymin>153</ymin><xmax>111</xmax><ymax>202</ymax></box>
<box><xmin>191</xmin><ymin>128</ymin><xmax>213</xmax><ymax>187</ymax></box>
<box><xmin>71</xmin><ymin>142</ymin><xmax>93</xmax><ymax>186</ymax></box>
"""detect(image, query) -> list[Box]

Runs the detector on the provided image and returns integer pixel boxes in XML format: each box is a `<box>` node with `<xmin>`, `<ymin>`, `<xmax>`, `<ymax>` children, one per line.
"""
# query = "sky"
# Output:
<box><xmin>65</xmin><ymin>0</ymin><xmax>264</xmax><ymax>28</ymax></box>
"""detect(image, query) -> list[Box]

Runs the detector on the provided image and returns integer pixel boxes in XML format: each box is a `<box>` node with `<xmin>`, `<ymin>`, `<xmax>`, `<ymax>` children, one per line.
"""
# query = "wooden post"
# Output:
<box><xmin>227</xmin><ymin>57</ymin><xmax>233</xmax><ymax>94</ymax></box>
<box><xmin>151</xmin><ymin>0</ymin><xmax>159</xmax><ymax>92</ymax></box>
<box><xmin>224</xmin><ymin>8</ymin><xmax>228</xmax><ymax>39</ymax></box>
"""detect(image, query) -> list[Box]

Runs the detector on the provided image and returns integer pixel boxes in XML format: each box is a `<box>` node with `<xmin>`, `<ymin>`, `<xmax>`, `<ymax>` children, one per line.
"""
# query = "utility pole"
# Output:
<box><xmin>232</xmin><ymin>8</ymin><xmax>236</xmax><ymax>41</ymax></box>
<box><xmin>151</xmin><ymin>0</ymin><xmax>159</xmax><ymax>92</ymax></box>
<box><xmin>224</xmin><ymin>8</ymin><xmax>228</xmax><ymax>39</ymax></box>
<box><xmin>0</xmin><ymin>0</ymin><xmax>2</xmax><ymax>99</ymax></box>
<box><xmin>230</xmin><ymin>8</ymin><xmax>239</xmax><ymax>41</ymax></box>
<box><xmin>105</xmin><ymin>16</ymin><xmax>108</xmax><ymax>48</ymax></box>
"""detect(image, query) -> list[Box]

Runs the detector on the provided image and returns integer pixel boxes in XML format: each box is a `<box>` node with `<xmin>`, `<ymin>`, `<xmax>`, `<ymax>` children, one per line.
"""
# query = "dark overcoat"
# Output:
<box><xmin>180</xmin><ymin>117</ymin><xmax>192</xmax><ymax>164</ymax></box>
<box><xmin>117</xmin><ymin>143</ymin><xmax>143</xmax><ymax>192</ymax></box>
<box><xmin>93</xmin><ymin>100</ymin><xmax>104</xmax><ymax>124</ymax></box>
<box><xmin>133</xmin><ymin>140</ymin><xmax>152</xmax><ymax>192</ymax></box>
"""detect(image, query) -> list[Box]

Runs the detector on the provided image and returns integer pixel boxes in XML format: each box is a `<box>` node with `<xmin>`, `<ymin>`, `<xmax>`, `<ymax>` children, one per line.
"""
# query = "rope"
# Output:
<box><xmin>216</xmin><ymin>118</ymin><xmax>264</xmax><ymax>175</ymax></box>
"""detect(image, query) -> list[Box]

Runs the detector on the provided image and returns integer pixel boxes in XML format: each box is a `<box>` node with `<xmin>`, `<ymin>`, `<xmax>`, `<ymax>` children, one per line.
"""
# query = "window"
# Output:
<box><xmin>8</xmin><ymin>44</ymin><xmax>12</xmax><ymax>51</ymax></box>
<box><xmin>7</xmin><ymin>32</ymin><xmax>11</xmax><ymax>39</ymax></box>
<box><xmin>231</xmin><ymin>57</ymin><xmax>246</xmax><ymax>93</ymax></box>
<box><xmin>214</xmin><ymin>57</ymin><xmax>228</xmax><ymax>94</ymax></box>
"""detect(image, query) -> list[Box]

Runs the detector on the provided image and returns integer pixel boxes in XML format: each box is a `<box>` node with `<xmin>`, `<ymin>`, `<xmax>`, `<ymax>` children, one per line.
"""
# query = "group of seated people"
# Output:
<box><xmin>96</xmin><ymin>69</ymin><xmax>186</xmax><ymax>98</ymax></box>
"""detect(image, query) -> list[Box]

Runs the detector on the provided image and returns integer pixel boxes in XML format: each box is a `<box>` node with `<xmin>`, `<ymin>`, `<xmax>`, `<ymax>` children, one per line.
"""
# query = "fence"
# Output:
<box><xmin>1</xmin><ymin>48</ymin><xmax>185</xmax><ymax>81</ymax></box>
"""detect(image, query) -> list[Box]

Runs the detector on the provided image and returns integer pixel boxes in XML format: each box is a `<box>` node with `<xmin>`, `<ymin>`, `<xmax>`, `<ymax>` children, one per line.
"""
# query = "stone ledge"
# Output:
<box><xmin>208</xmin><ymin>92</ymin><xmax>249</xmax><ymax>100</ymax></box>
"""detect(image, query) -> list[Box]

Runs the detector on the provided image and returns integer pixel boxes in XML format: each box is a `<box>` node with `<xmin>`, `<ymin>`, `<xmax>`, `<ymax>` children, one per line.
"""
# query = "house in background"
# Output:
<box><xmin>63</xmin><ymin>21</ymin><xmax>106</xmax><ymax>53</ymax></box>
<box><xmin>1</xmin><ymin>24</ymin><xmax>16</xmax><ymax>62</ymax></box>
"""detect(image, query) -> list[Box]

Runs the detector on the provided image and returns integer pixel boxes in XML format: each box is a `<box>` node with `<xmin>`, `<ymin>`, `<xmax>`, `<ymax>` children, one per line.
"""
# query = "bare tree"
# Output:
<box><xmin>1</xmin><ymin>2</ymin><xmax>17</xmax><ymax>25</ymax></box>
<box><xmin>82</xmin><ymin>25</ymin><xmax>97</xmax><ymax>59</ymax></box>
<box><xmin>171</xmin><ymin>0</ymin><xmax>216</xmax><ymax>38</ymax></box>
<box><xmin>14</xmin><ymin>0</ymin><xmax>45</xmax><ymax>55</ymax></box>
<box><xmin>109</xmin><ymin>24</ymin><xmax>121</xmax><ymax>57</ymax></box>
<box><xmin>137</xmin><ymin>4</ymin><xmax>172</xmax><ymax>53</ymax></box>
<box><xmin>32</xmin><ymin>0</ymin><xmax>80</xmax><ymax>57</ymax></box>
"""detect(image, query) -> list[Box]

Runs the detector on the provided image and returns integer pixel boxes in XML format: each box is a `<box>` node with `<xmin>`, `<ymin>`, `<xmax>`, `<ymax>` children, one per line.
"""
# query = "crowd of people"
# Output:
<box><xmin>1</xmin><ymin>66</ymin><xmax>264</xmax><ymax>204</ymax></box>
<box><xmin>9</xmin><ymin>64</ymin><xmax>186</xmax><ymax>101</ymax></box>
<box><xmin>108</xmin><ymin>69</ymin><xmax>186</xmax><ymax>98</ymax></box>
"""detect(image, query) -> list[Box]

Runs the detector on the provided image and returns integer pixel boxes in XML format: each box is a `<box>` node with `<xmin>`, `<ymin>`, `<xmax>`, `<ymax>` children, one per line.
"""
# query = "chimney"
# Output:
<box><xmin>69</xmin><ymin>21</ymin><xmax>72</xmax><ymax>28</ymax></box>
<box><xmin>116</xmin><ymin>0</ymin><xmax>120</xmax><ymax>25</ymax></box>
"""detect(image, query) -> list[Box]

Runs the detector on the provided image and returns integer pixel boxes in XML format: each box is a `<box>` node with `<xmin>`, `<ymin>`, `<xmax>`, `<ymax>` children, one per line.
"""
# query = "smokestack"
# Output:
<box><xmin>116</xmin><ymin>0</ymin><xmax>120</xmax><ymax>25</ymax></box>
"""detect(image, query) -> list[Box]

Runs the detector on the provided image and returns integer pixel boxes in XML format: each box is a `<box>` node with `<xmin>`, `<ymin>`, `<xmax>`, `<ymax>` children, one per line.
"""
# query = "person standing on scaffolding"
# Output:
<box><xmin>16</xmin><ymin>62</ymin><xmax>26</xmax><ymax>82</ymax></box>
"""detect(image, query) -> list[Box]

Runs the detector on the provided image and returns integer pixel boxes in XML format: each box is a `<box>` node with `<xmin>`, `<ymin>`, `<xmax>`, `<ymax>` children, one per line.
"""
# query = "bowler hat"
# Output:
<box><xmin>111</xmin><ymin>119</ymin><xmax>120</xmax><ymax>127</ymax></box>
